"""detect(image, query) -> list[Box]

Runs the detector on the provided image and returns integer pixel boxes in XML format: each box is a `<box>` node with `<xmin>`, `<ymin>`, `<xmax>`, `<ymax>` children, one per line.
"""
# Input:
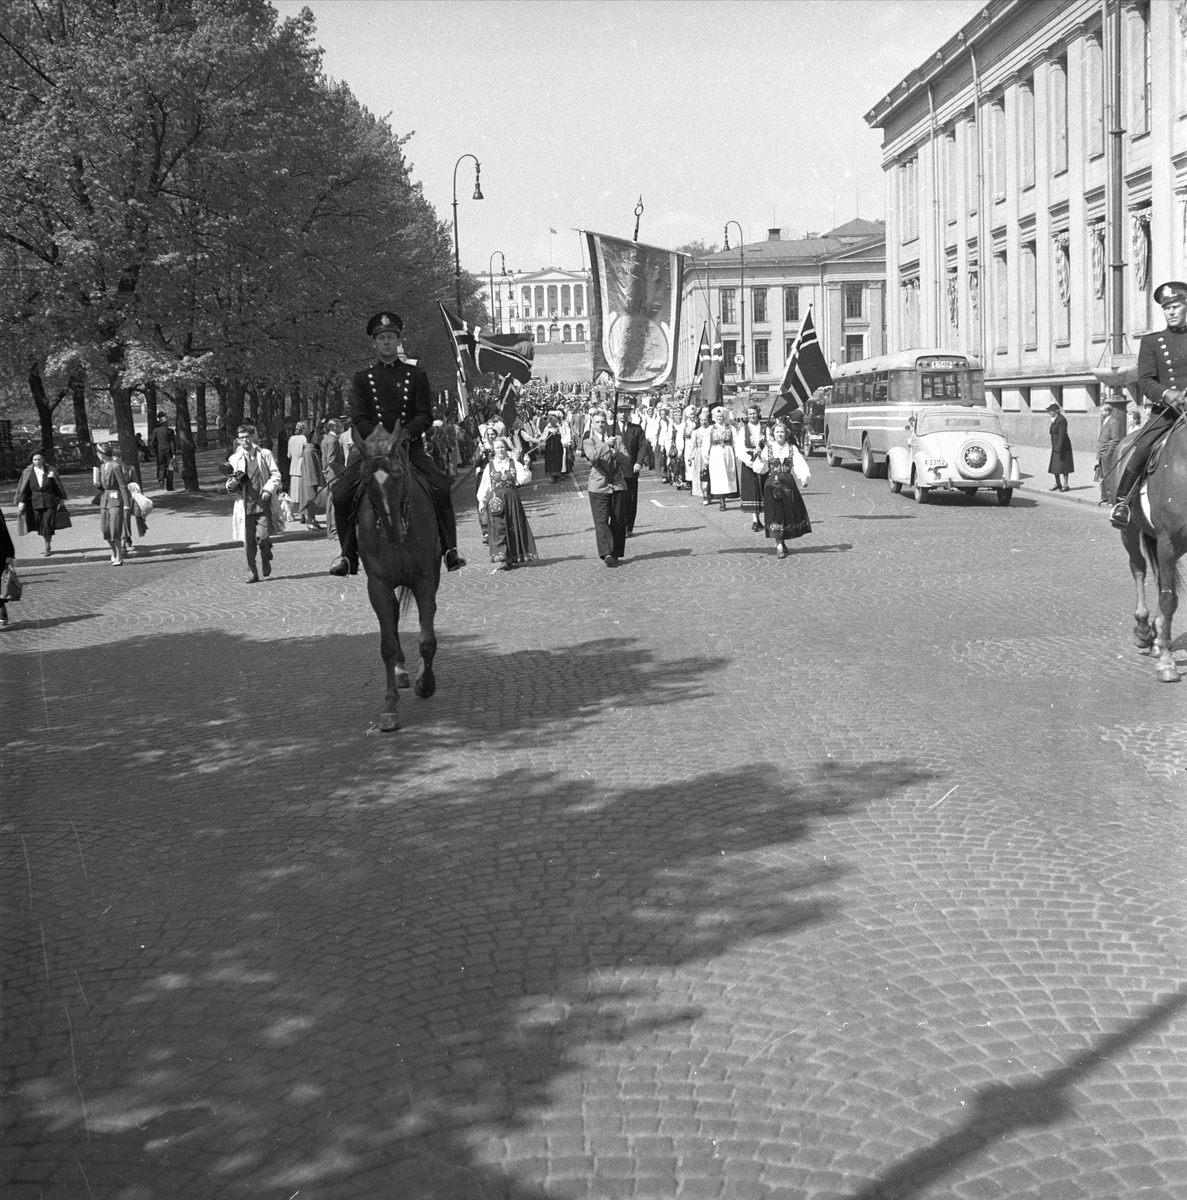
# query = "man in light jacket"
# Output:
<box><xmin>225</xmin><ymin>423</ymin><xmax>281</xmax><ymax>583</ymax></box>
<box><xmin>581</xmin><ymin>409</ymin><xmax>630</xmax><ymax>567</ymax></box>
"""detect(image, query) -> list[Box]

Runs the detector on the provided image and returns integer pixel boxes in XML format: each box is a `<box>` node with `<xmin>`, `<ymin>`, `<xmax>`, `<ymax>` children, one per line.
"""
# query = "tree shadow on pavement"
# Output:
<box><xmin>3</xmin><ymin>628</ymin><xmax>935</xmax><ymax>1199</ymax></box>
<box><xmin>852</xmin><ymin>988</ymin><xmax>1187</xmax><ymax>1200</ymax></box>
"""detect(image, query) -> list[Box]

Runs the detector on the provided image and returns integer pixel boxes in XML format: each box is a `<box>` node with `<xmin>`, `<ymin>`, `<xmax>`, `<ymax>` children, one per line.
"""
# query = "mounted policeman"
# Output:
<box><xmin>328</xmin><ymin>311</ymin><xmax>466</xmax><ymax>575</ymax></box>
<box><xmin>1109</xmin><ymin>280</ymin><xmax>1187</xmax><ymax>528</ymax></box>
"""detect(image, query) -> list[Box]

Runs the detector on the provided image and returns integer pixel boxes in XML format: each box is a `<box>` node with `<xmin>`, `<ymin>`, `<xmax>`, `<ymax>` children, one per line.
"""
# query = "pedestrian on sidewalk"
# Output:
<box><xmin>1096</xmin><ymin>399</ymin><xmax>1127</xmax><ymax>504</ymax></box>
<box><xmin>297</xmin><ymin>431</ymin><xmax>325</xmax><ymax>529</ymax></box>
<box><xmin>287</xmin><ymin>421</ymin><xmax>308</xmax><ymax>515</ymax></box>
<box><xmin>320</xmin><ymin>418</ymin><xmax>344</xmax><ymax>537</ymax></box>
<box><xmin>225</xmin><ymin>423</ymin><xmax>281</xmax><ymax>584</ymax></box>
<box><xmin>15</xmin><ymin>452</ymin><xmax>68</xmax><ymax>557</ymax></box>
<box><xmin>149</xmin><ymin>413</ymin><xmax>176</xmax><ymax>490</ymax></box>
<box><xmin>1046</xmin><ymin>402</ymin><xmax>1074</xmax><ymax>491</ymax></box>
<box><xmin>582</xmin><ymin>408</ymin><xmax>630</xmax><ymax>567</ymax></box>
<box><xmin>0</xmin><ymin>506</ymin><xmax>16</xmax><ymax>627</ymax></box>
<box><xmin>95</xmin><ymin>443</ymin><xmax>132</xmax><ymax>566</ymax></box>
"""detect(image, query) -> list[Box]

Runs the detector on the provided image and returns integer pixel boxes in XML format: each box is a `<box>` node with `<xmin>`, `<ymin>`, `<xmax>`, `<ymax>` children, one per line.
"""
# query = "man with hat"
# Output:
<box><xmin>330</xmin><ymin>311</ymin><xmax>465</xmax><ymax>574</ymax></box>
<box><xmin>1110</xmin><ymin>280</ymin><xmax>1187</xmax><ymax>527</ymax></box>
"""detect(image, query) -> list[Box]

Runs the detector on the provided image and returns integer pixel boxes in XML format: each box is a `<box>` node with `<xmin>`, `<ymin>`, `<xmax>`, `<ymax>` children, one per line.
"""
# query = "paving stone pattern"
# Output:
<box><xmin>2</xmin><ymin>451</ymin><xmax>1185</xmax><ymax>1199</ymax></box>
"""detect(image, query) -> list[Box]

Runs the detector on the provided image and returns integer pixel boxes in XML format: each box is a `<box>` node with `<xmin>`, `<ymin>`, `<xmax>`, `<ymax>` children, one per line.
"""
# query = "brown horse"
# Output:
<box><xmin>357</xmin><ymin>423</ymin><xmax>441</xmax><ymax>730</ymax></box>
<box><xmin>1119</xmin><ymin>418</ymin><xmax>1187</xmax><ymax>682</ymax></box>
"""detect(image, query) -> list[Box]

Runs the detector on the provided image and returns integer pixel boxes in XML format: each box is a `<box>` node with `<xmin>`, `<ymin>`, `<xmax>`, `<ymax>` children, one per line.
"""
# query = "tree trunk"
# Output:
<box><xmin>29</xmin><ymin>366</ymin><xmax>57</xmax><ymax>463</ymax></box>
<box><xmin>228</xmin><ymin>378</ymin><xmax>245</xmax><ymax>434</ymax></box>
<box><xmin>70</xmin><ymin>376</ymin><xmax>96</xmax><ymax>468</ymax></box>
<box><xmin>248</xmin><ymin>384</ymin><xmax>259</xmax><ymax>425</ymax></box>
<box><xmin>195</xmin><ymin>381</ymin><xmax>208</xmax><ymax>449</ymax></box>
<box><xmin>145</xmin><ymin>380</ymin><xmax>159</xmax><ymax>425</ymax></box>
<box><xmin>173</xmin><ymin>386</ymin><xmax>200</xmax><ymax>491</ymax></box>
<box><xmin>333</xmin><ymin>381</ymin><xmax>343</xmax><ymax>415</ymax></box>
<box><xmin>109</xmin><ymin>385</ymin><xmax>141</xmax><ymax>485</ymax></box>
<box><xmin>292</xmin><ymin>381</ymin><xmax>304</xmax><ymax>430</ymax></box>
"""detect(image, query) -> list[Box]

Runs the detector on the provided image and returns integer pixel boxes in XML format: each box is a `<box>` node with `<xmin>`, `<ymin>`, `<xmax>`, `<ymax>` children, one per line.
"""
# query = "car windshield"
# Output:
<box><xmin>917</xmin><ymin>412</ymin><xmax>1003</xmax><ymax>436</ymax></box>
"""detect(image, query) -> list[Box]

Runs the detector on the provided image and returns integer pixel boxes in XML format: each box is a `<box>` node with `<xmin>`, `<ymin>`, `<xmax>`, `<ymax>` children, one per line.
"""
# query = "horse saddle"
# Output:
<box><xmin>1103</xmin><ymin>425</ymin><xmax>1173</xmax><ymax>502</ymax></box>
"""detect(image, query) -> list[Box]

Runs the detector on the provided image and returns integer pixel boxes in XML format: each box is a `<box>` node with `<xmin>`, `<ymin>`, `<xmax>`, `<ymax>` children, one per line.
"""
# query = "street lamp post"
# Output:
<box><xmin>488</xmin><ymin>250</ymin><xmax>507</xmax><ymax>333</ymax></box>
<box><xmin>723</xmin><ymin>221</ymin><xmax>745</xmax><ymax>380</ymax></box>
<box><xmin>452</xmin><ymin>153</ymin><xmax>484</xmax><ymax>317</ymax></box>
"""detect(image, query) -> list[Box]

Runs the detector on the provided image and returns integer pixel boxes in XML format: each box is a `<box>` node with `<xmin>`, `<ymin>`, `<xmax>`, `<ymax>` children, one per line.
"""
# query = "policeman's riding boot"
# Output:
<box><xmin>1110</xmin><ymin>464</ymin><xmax>1142</xmax><ymax>528</ymax></box>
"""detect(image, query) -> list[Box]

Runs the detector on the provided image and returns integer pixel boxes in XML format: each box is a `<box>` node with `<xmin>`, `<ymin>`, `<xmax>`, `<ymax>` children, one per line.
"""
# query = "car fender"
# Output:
<box><xmin>887</xmin><ymin>445</ymin><xmax>911</xmax><ymax>483</ymax></box>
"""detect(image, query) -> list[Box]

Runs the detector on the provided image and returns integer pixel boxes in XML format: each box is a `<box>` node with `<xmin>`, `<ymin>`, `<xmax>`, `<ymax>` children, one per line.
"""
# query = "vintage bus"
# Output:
<box><xmin>824</xmin><ymin>349</ymin><xmax>986</xmax><ymax>477</ymax></box>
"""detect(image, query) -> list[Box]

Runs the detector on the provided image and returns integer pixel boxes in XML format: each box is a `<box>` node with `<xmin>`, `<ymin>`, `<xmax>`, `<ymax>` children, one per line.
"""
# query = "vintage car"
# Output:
<box><xmin>886</xmin><ymin>407</ymin><xmax>1021</xmax><ymax>505</ymax></box>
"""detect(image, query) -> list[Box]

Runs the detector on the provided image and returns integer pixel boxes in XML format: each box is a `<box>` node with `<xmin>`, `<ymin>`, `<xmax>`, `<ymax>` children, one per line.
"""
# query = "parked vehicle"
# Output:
<box><xmin>887</xmin><ymin>407</ymin><xmax>1021</xmax><ymax>505</ymax></box>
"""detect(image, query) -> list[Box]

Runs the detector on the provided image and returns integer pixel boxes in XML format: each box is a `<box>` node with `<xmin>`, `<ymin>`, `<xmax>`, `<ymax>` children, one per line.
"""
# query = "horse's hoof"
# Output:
<box><xmin>379</xmin><ymin>712</ymin><xmax>401</xmax><ymax>731</ymax></box>
<box><xmin>415</xmin><ymin>674</ymin><xmax>436</xmax><ymax>699</ymax></box>
<box><xmin>393</xmin><ymin>671</ymin><xmax>412</xmax><ymax>689</ymax></box>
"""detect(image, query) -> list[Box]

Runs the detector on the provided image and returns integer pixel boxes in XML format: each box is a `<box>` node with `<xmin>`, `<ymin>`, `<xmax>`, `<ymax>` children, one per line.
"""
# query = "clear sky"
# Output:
<box><xmin>271</xmin><ymin>0</ymin><xmax>983</xmax><ymax>275</ymax></box>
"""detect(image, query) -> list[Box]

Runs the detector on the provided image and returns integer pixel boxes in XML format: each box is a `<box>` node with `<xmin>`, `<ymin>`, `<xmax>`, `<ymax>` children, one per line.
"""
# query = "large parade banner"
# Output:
<box><xmin>585</xmin><ymin>232</ymin><xmax>686</xmax><ymax>393</ymax></box>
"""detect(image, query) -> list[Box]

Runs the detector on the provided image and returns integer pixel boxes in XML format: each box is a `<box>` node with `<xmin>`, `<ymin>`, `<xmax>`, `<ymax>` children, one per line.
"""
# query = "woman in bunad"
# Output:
<box><xmin>542</xmin><ymin>411</ymin><xmax>566</xmax><ymax>483</ymax></box>
<box><xmin>706</xmin><ymin>405</ymin><xmax>740</xmax><ymax>511</ymax></box>
<box><xmin>94</xmin><ymin>443</ymin><xmax>132</xmax><ymax>566</ymax></box>
<box><xmin>736</xmin><ymin>401</ymin><xmax>768</xmax><ymax>532</ymax></box>
<box><xmin>689</xmin><ymin>407</ymin><xmax>711</xmax><ymax>502</ymax></box>
<box><xmin>476</xmin><ymin>436</ymin><xmax>537</xmax><ymax>570</ymax></box>
<box><xmin>671</xmin><ymin>406</ymin><xmax>689</xmax><ymax>489</ymax></box>
<box><xmin>756</xmin><ymin>417</ymin><xmax>812</xmax><ymax>559</ymax></box>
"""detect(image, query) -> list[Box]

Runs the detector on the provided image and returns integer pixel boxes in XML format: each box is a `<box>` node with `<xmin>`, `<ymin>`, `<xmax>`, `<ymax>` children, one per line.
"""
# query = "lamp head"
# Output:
<box><xmin>472</xmin><ymin>163</ymin><xmax>483</xmax><ymax>201</ymax></box>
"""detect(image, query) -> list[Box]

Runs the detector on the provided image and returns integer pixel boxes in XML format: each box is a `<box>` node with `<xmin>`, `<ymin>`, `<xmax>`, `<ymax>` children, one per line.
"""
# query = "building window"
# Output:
<box><xmin>1131</xmin><ymin>2</ymin><xmax>1151</xmax><ymax>135</ymax></box>
<box><xmin>575</xmin><ymin>323</ymin><xmax>585</xmax><ymax>343</ymax></box>
<box><xmin>844</xmin><ymin>283</ymin><xmax>863</xmax><ymax>320</ymax></box>
<box><xmin>562</xmin><ymin>324</ymin><xmax>572</xmax><ymax>343</ymax></box>
<box><xmin>1022</xmin><ymin>241</ymin><xmax>1038</xmax><ymax>349</ymax></box>
<box><xmin>722</xmin><ymin>338</ymin><xmax>737</xmax><ymax>374</ymax></box>
<box><xmin>574</xmin><ymin>285</ymin><xmax>584</xmax><ymax>316</ymax></box>
<box><xmin>1086</xmin><ymin>33</ymin><xmax>1104</xmax><ymax>158</ymax></box>
<box><xmin>522</xmin><ymin>286</ymin><xmax>532</xmax><ymax>315</ymax></box>
<box><xmin>993</xmin><ymin>252</ymin><xmax>1008</xmax><ymax>352</ymax></box>
<box><xmin>785</xmin><ymin>337</ymin><xmax>795</xmax><ymax>361</ymax></box>
<box><xmin>546</xmin><ymin>285</ymin><xmax>558</xmax><ymax>316</ymax></box>
<box><xmin>536</xmin><ymin>325</ymin><xmax>546</xmax><ymax>344</ymax></box>
<box><xmin>1050</xmin><ymin>55</ymin><xmax>1069</xmax><ymax>173</ymax></box>
<box><xmin>990</xmin><ymin>99</ymin><xmax>1007</xmax><ymax>201</ymax></box>
<box><xmin>753</xmin><ymin>339</ymin><xmax>769</xmax><ymax>374</ymax></box>
<box><xmin>720</xmin><ymin>288</ymin><xmax>736</xmax><ymax>324</ymax></box>
<box><xmin>845</xmin><ymin>334</ymin><xmax>865</xmax><ymax>362</ymax></box>
<box><xmin>534</xmin><ymin>286</ymin><xmax>544</xmax><ymax>316</ymax></box>
<box><xmin>1019</xmin><ymin>79</ymin><xmax>1035</xmax><ymax>190</ymax></box>
<box><xmin>752</xmin><ymin>288</ymin><xmax>767</xmax><ymax>323</ymax></box>
<box><xmin>900</xmin><ymin>156</ymin><xmax>919</xmax><ymax>242</ymax></box>
<box><xmin>784</xmin><ymin>286</ymin><xmax>799</xmax><ymax>322</ymax></box>
<box><xmin>561</xmin><ymin>285</ymin><xmax>571</xmax><ymax>316</ymax></box>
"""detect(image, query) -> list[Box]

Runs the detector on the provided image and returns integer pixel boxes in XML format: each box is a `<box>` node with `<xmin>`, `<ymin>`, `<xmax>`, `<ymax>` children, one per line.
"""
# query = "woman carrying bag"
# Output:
<box><xmin>94</xmin><ymin>443</ymin><xmax>132</xmax><ymax>565</ymax></box>
<box><xmin>14</xmin><ymin>452</ymin><xmax>68</xmax><ymax>557</ymax></box>
<box><xmin>756</xmin><ymin>418</ymin><xmax>813</xmax><ymax>559</ymax></box>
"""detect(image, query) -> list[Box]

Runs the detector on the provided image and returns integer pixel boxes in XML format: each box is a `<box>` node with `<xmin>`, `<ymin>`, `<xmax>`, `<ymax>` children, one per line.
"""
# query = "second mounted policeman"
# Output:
<box><xmin>329</xmin><ymin>311</ymin><xmax>466</xmax><ymax>575</ymax></box>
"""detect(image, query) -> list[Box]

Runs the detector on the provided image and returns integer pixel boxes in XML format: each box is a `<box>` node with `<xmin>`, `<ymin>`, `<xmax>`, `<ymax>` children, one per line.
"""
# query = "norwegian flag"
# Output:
<box><xmin>699</xmin><ymin>325</ymin><xmax>724</xmax><ymax>407</ymax></box>
<box><xmin>692</xmin><ymin>324</ymin><xmax>710</xmax><ymax>381</ymax></box>
<box><xmin>772</xmin><ymin>305</ymin><xmax>831</xmax><ymax>418</ymax></box>
<box><xmin>498</xmin><ymin>375</ymin><xmax>520</xmax><ymax>429</ymax></box>
<box><xmin>439</xmin><ymin>301</ymin><xmax>534</xmax><ymax>384</ymax></box>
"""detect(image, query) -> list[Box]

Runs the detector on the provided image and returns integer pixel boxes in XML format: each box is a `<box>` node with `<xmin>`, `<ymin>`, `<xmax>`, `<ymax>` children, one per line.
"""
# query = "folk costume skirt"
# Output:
<box><xmin>543</xmin><ymin>432</ymin><xmax>565</xmax><ymax>476</ymax></box>
<box><xmin>489</xmin><ymin>485</ymin><xmax>537</xmax><ymax>564</ymax></box>
<box><xmin>707</xmin><ymin>443</ymin><xmax>740</xmax><ymax>499</ymax></box>
<box><xmin>763</xmin><ymin>466</ymin><xmax>812</xmax><ymax>541</ymax></box>
<box><xmin>739</xmin><ymin>462</ymin><xmax>765</xmax><ymax>512</ymax></box>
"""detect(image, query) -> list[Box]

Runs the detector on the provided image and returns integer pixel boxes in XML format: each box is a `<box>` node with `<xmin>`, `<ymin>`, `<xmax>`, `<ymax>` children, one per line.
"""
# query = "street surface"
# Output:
<box><xmin>3</xmin><ymin>450</ymin><xmax>1185</xmax><ymax>1199</ymax></box>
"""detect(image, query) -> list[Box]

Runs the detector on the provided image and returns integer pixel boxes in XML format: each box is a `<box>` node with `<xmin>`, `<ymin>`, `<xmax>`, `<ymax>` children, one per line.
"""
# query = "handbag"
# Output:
<box><xmin>130</xmin><ymin>484</ymin><xmax>153</xmax><ymax>517</ymax></box>
<box><xmin>53</xmin><ymin>505</ymin><xmax>72</xmax><ymax>530</ymax></box>
<box><xmin>0</xmin><ymin>564</ymin><xmax>21</xmax><ymax>602</ymax></box>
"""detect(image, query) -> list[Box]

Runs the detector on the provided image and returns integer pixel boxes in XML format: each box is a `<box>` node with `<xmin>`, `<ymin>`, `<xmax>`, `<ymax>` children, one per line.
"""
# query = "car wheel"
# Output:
<box><xmin>888</xmin><ymin>471</ymin><xmax>902</xmax><ymax>494</ymax></box>
<box><xmin>997</xmin><ymin>488</ymin><xmax>1013</xmax><ymax>507</ymax></box>
<box><xmin>914</xmin><ymin>480</ymin><xmax>929</xmax><ymax>504</ymax></box>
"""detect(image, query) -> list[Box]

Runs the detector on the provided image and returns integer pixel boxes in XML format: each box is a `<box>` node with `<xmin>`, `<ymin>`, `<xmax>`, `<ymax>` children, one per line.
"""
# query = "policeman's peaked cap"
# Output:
<box><xmin>1153</xmin><ymin>281</ymin><xmax>1187</xmax><ymax>306</ymax></box>
<box><xmin>367</xmin><ymin>311</ymin><xmax>404</xmax><ymax>337</ymax></box>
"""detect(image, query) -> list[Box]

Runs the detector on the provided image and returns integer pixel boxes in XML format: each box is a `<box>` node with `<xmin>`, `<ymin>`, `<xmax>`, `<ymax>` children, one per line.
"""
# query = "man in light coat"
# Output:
<box><xmin>225</xmin><ymin>423</ymin><xmax>282</xmax><ymax>584</ymax></box>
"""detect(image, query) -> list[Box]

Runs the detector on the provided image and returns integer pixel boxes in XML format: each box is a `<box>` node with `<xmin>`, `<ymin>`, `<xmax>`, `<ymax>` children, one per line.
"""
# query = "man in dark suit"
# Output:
<box><xmin>330</xmin><ymin>311</ymin><xmax>465</xmax><ymax>575</ymax></box>
<box><xmin>149</xmin><ymin>413</ymin><xmax>176</xmax><ymax>490</ymax></box>
<box><xmin>620</xmin><ymin>409</ymin><xmax>647</xmax><ymax>537</ymax></box>
<box><xmin>1111</xmin><ymin>280</ymin><xmax>1187</xmax><ymax>527</ymax></box>
<box><xmin>582</xmin><ymin>409</ymin><xmax>629</xmax><ymax>566</ymax></box>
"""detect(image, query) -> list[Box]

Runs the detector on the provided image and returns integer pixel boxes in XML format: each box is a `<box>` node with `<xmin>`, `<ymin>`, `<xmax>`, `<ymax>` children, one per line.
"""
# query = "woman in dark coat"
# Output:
<box><xmin>14</xmin><ymin>452</ymin><xmax>68</xmax><ymax>556</ymax></box>
<box><xmin>1047</xmin><ymin>402</ymin><xmax>1074</xmax><ymax>491</ymax></box>
<box><xmin>95</xmin><ymin>443</ymin><xmax>132</xmax><ymax>565</ymax></box>
<box><xmin>297</xmin><ymin>435</ymin><xmax>325</xmax><ymax>528</ymax></box>
<box><xmin>0</xmin><ymin>506</ymin><xmax>15</xmax><ymax>627</ymax></box>
<box><xmin>542</xmin><ymin>412</ymin><xmax>565</xmax><ymax>483</ymax></box>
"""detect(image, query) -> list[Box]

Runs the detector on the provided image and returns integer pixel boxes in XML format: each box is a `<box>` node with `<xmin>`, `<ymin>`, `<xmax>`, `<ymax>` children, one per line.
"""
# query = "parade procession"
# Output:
<box><xmin>4</xmin><ymin>3</ymin><xmax>1187</xmax><ymax>1199</ymax></box>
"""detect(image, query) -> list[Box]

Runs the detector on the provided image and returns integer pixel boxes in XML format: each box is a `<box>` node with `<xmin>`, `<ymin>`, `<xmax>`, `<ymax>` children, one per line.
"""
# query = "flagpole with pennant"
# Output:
<box><xmin>771</xmin><ymin>305</ymin><xmax>832</xmax><ymax>420</ymax></box>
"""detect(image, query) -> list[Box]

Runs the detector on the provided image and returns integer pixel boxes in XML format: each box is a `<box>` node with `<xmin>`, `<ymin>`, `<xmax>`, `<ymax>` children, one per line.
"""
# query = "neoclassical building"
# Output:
<box><xmin>483</xmin><ymin>267</ymin><xmax>592</xmax><ymax>346</ymax></box>
<box><xmin>866</xmin><ymin>0</ymin><xmax>1185</xmax><ymax>446</ymax></box>
<box><xmin>676</xmin><ymin>221</ymin><xmax>887</xmax><ymax>391</ymax></box>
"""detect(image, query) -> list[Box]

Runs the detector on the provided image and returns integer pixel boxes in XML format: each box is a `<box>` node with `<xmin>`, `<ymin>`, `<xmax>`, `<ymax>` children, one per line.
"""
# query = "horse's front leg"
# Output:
<box><xmin>1122</xmin><ymin>527</ymin><xmax>1154</xmax><ymax>651</ymax></box>
<box><xmin>391</xmin><ymin>587</ymin><xmax>411</xmax><ymax>689</ymax></box>
<box><xmin>1153</xmin><ymin>539</ymin><xmax>1181</xmax><ymax>683</ymax></box>
<box><xmin>365</xmin><ymin>574</ymin><xmax>403</xmax><ymax>730</ymax></box>
<box><xmin>413</xmin><ymin>580</ymin><xmax>438</xmax><ymax>699</ymax></box>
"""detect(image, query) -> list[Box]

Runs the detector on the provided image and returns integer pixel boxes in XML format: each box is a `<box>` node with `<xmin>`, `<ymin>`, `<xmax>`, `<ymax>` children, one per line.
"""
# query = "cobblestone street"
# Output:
<box><xmin>3</xmin><ymin>452</ymin><xmax>1185</xmax><ymax>1199</ymax></box>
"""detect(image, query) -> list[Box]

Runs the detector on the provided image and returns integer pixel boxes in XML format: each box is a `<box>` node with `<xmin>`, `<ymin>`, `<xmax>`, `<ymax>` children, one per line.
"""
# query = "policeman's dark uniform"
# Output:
<box><xmin>332</xmin><ymin>311</ymin><xmax>463</xmax><ymax>572</ymax></box>
<box><xmin>1111</xmin><ymin>281</ymin><xmax>1187</xmax><ymax>526</ymax></box>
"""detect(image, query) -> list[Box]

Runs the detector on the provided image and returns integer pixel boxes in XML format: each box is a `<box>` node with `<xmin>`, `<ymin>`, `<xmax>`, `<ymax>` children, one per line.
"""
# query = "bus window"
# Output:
<box><xmin>859</xmin><ymin>376</ymin><xmax>873</xmax><ymax>404</ymax></box>
<box><xmin>887</xmin><ymin>370</ymin><xmax>916</xmax><ymax>403</ymax></box>
<box><xmin>921</xmin><ymin>372</ymin><xmax>964</xmax><ymax>402</ymax></box>
<box><xmin>873</xmin><ymin>372</ymin><xmax>888</xmax><ymax>403</ymax></box>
